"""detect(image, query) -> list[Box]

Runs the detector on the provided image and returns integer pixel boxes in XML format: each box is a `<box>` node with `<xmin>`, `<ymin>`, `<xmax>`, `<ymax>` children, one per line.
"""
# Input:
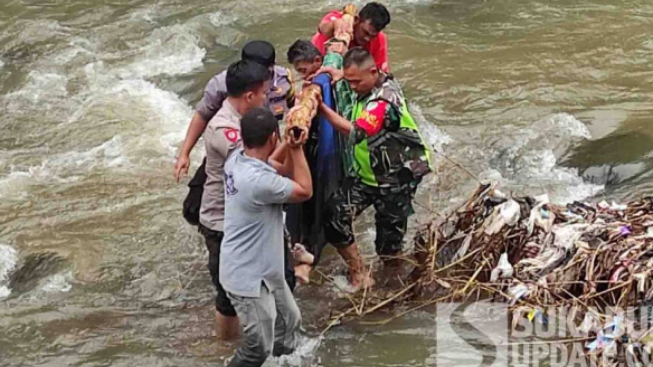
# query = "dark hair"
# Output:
<box><xmin>242</xmin><ymin>40</ymin><xmax>276</xmax><ymax>67</ymax></box>
<box><xmin>359</xmin><ymin>2</ymin><xmax>391</xmax><ymax>32</ymax></box>
<box><xmin>241</xmin><ymin>108</ymin><xmax>278</xmax><ymax>148</ymax></box>
<box><xmin>226</xmin><ymin>60</ymin><xmax>270</xmax><ymax>97</ymax></box>
<box><xmin>287</xmin><ymin>40</ymin><xmax>321</xmax><ymax>64</ymax></box>
<box><xmin>343</xmin><ymin>47</ymin><xmax>375</xmax><ymax>69</ymax></box>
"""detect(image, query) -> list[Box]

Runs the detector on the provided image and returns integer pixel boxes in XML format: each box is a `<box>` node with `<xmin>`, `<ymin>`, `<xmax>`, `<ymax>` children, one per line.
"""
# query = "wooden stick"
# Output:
<box><xmin>361</xmin><ymin>283</ymin><xmax>417</xmax><ymax>317</ymax></box>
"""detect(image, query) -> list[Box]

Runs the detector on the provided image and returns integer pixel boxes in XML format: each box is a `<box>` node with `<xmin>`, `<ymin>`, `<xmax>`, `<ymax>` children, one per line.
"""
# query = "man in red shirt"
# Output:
<box><xmin>311</xmin><ymin>2</ymin><xmax>391</xmax><ymax>73</ymax></box>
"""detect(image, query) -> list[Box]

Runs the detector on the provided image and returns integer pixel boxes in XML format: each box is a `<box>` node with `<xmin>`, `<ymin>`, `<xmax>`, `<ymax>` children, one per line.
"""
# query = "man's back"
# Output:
<box><xmin>219</xmin><ymin>150</ymin><xmax>294</xmax><ymax>298</ymax></box>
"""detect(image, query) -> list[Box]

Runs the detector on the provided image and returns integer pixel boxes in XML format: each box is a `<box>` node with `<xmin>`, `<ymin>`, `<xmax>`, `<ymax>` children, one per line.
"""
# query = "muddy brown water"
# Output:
<box><xmin>1</xmin><ymin>0</ymin><xmax>653</xmax><ymax>366</ymax></box>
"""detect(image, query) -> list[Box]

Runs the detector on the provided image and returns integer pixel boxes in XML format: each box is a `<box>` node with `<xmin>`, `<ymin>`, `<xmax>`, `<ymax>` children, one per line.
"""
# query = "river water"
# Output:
<box><xmin>1</xmin><ymin>0</ymin><xmax>652</xmax><ymax>366</ymax></box>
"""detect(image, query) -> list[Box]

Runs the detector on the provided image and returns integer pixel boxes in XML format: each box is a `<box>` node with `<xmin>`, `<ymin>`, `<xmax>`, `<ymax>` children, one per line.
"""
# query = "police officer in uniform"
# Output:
<box><xmin>174</xmin><ymin>40</ymin><xmax>295</xmax><ymax>182</ymax></box>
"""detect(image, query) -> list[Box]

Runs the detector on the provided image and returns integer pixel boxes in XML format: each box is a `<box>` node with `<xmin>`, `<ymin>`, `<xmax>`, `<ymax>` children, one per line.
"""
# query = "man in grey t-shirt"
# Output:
<box><xmin>221</xmin><ymin>108</ymin><xmax>312</xmax><ymax>367</ymax></box>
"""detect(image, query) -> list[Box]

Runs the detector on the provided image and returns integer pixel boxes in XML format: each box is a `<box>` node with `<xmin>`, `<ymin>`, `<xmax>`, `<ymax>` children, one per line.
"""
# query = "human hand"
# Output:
<box><xmin>174</xmin><ymin>154</ymin><xmax>190</xmax><ymax>182</ymax></box>
<box><xmin>314</xmin><ymin>66</ymin><xmax>344</xmax><ymax>84</ymax></box>
<box><xmin>285</xmin><ymin>105</ymin><xmax>303</xmax><ymax>122</ymax></box>
<box><xmin>334</xmin><ymin>18</ymin><xmax>353</xmax><ymax>38</ymax></box>
<box><xmin>286</xmin><ymin>127</ymin><xmax>308</xmax><ymax>148</ymax></box>
<box><xmin>326</xmin><ymin>41</ymin><xmax>347</xmax><ymax>55</ymax></box>
<box><xmin>302</xmin><ymin>78</ymin><xmax>314</xmax><ymax>88</ymax></box>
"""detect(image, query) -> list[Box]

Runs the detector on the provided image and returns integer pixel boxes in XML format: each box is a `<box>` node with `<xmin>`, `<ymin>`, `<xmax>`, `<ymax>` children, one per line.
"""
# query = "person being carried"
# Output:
<box><xmin>319</xmin><ymin>48</ymin><xmax>432</xmax><ymax>289</ymax></box>
<box><xmin>198</xmin><ymin>59</ymin><xmax>282</xmax><ymax>340</ymax></box>
<box><xmin>174</xmin><ymin>40</ymin><xmax>295</xmax><ymax>182</ymax></box>
<box><xmin>284</xmin><ymin>39</ymin><xmax>356</xmax><ymax>285</ymax></box>
<box><xmin>287</xmin><ymin>39</ymin><xmax>323</xmax><ymax>82</ymax></box>
<box><xmin>311</xmin><ymin>2</ymin><xmax>391</xmax><ymax>73</ymax></box>
<box><xmin>220</xmin><ymin>108</ymin><xmax>313</xmax><ymax>367</ymax></box>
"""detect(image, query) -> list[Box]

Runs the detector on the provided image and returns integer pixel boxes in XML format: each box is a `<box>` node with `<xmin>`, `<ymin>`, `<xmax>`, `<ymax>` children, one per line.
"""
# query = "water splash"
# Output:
<box><xmin>114</xmin><ymin>25</ymin><xmax>206</xmax><ymax>79</ymax></box>
<box><xmin>209</xmin><ymin>11</ymin><xmax>239</xmax><ymax>27</ymax></box>
<box><xmin>270</xmin><ymin>334</ymin><xmax>322</xmax><ymax>367</ymax></box>
<box><xmin>0</xmin><ymin>136</ymin><xmax>126</xmax><ymax>199</ymax></box>
<box><xmin>3</xmin><ymin>71</ymin><xmax>68</xmax><ymax>108</ymax></box>
<box><xmin>0</xmin><ymin>243</ymin><xmax>18</xmax><ymax>300</ymax></box>
<box><xmin>40</xmin><ymin>271</ymin><xmax>73</xmax><ymax>293</ymax></box>
<box><xmin>480</xmin><ymin>113</ymin><xmax>603</xmax><ymax>204</ymax></box>
<box><xmin>410</xmin><ymin>103</ymin><xmax>453</xmax><ymax>153</ymax></box>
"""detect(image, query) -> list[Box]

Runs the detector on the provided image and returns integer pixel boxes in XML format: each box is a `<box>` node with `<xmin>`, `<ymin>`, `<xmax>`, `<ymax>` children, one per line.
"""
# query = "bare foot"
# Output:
<box><xmin>294</xmin><ymin>263</ymin><xmax>312</xmax><ymax>285</ymax></box>
<box><xmin>291</xmin><ymin>244</ymin><xmax>314</xmax><ymax>265</ymax></box>
<box><xmin>350</xmin><ymin>270</ymin><xmax>375</xmax><ymax>291</ymax></box>
<box><xmin>336</xmin><ymin>242</ymin><xmax>375</xmax><ymax>292</ymax></box>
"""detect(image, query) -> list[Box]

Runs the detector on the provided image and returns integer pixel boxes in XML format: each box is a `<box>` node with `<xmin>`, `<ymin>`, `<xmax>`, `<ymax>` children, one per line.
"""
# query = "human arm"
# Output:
<box><xmin>317</xmin><ymin>9</ymin><xmax>350</xmax><ymax>36</ymax></box>
<box><xmin>319</xmin><ymin>102</ymin><xmax>353</xmax><ymax>135</ymax></box>
<box><xmin>254</xmin><ymin>144</ymin><xmax>312</xmax><ymax>205</ymax></box>
<box><xmin>320</xmin><ymin>96</ymin><xmax>391</xmax><ymax>137</ymax></box>
<box><xmin>268</xmin><ymin>140</ymin><xmax>292</xmax><ymax>177</ymax></box>
<box><xmin>174</xmin><ymin>74</ymin><xmax>227</xmax><ymax>182</ymax></box>
<box><xmin>174</xmin><ymin>112</ymin><xmax>208</xmax><ymax>182</ymax></box>
<box><xmin>311</xmin><ymin>66</ymin><xmax>344</xmax><ymax>85</ymax></box>
<box><xmin>318</xmin><ymin>17</ymin><xmax>340</xmax><ymax>37</ymax></box>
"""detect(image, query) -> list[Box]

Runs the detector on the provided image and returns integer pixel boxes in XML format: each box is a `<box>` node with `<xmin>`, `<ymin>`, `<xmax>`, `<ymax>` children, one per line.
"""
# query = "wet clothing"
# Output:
<box><xmin>195</xmin><ymin>65</ymin><xmax>295</xmax><ymax>122</ymax></box>
<box><xmin>185</xmin><ymin>66</ymin><xmax>294</xmax><ymax>227</ymax></box>
<box><xmin>311</xmin><ymin>10</ymin><xmax>389</xmax><ymax>72</ymax></box>
<box><xmin>199</xmin><ymin>224</ymin><xmax>237</xmax><ymax>317</ymax></box>
<box><xmin>220</xmin><ymin>150</ymin><xmax>295</xmax><ymax>298</ymax></box>
<box><xmin>324</xmin><ymin>75</ymin><xmax>431</xmax><ymax>255</ymax></box>
<box><xmin>199</xmin><ymin>102</ymin><xmax>295</xmax><ymax>314</ymax></box>
<box><xmin>221</xmin><ymin>153</ymin><xmax>300</xmax><ymax>366</ymax></box>
<box><xmin>325</xmin><ymin>178</ymin><xmax>414</xmax><ymax>256</ymax></box>
<box><xmin>200</xmin><ymin>216</ymin><xmax>296</xmax><ymax>317</ymax></box>
<box><xmin>227</xmin><ymin>282</ymin><xmax>300</xmax><ymax>367</ymax></box>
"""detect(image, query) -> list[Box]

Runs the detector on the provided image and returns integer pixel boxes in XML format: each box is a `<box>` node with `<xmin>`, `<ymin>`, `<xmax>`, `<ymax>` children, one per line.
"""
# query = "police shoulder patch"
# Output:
<box><xmin>224</xmin><ymin>128</ymin><xmax>239</xmax><ymax>143</ymax></box>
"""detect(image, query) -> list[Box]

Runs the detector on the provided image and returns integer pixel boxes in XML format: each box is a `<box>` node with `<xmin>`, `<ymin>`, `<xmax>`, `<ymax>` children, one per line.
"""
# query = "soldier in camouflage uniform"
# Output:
<box><xmin>319</xmin><ymin>47</ymin><xmax>432</xmax><ymax>289</ymax></box>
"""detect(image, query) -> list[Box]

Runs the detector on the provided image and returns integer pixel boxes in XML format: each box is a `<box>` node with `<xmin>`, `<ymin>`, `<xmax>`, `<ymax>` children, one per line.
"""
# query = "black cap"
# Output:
<box><xmin>241</xmin><ymin>41</ymin><xmax>276</xmax><ymax>67</ymax></box>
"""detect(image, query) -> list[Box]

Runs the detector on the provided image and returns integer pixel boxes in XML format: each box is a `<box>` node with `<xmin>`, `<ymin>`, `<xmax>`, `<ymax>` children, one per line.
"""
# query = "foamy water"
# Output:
<box><xmin>1</xmin><ymin>0</ymin><xmax>652</xmax><ymax>366</ymax></box>
<box><xmin>0</xmin><ymin>244</ymin><xmax>17</xmax><ymax>300</ymax></box>
<box><xmin>40</xmin><ymin>271</ymin><xmax>73</xmax><ymax>294</ymax></box>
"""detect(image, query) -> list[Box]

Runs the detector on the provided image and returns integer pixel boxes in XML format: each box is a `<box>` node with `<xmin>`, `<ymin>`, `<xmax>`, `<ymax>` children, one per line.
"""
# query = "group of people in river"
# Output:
<box><xmin>173</xmin><ymin>3</ymin><xmax>432</xmax><ymax>366</ymax></box>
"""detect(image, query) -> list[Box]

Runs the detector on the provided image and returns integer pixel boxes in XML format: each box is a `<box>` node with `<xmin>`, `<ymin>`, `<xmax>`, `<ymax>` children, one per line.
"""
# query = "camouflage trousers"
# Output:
<box><xmin>324</xmin><ymin>178</ymin><xmax>415</xmax><ymax>257</ymax></box>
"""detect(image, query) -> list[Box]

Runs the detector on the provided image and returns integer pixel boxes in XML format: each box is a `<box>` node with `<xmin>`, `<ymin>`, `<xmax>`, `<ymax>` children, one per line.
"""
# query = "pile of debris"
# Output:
<box><xmin>324</xmin><ymin>183</ymin><xmax>653</xmax><ymax>367</ymax></box>
<box><xmin>415</xmin><ymin>183</ymin><xmax>653</xmax><ymax>366</ymax></box>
